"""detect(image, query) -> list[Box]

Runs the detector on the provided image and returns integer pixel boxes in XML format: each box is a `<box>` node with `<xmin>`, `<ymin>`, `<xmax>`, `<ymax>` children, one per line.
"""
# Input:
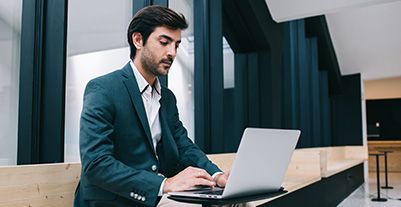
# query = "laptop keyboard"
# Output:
<box><xmin>198</xmin><ymin>189</ymin><xmax>224</xmax><ymax>195</ymax></box>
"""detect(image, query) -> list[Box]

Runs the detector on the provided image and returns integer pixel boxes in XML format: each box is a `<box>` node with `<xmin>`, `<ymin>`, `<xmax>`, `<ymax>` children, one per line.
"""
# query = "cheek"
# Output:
<box><xmin>144</xmin><ymin>46</ymin><xmax>159</xmax><ymax>60</ymax></box>
<box><xmin>151</xmin><ymin>44</ymin><xmax>167</xmax><ymax>57</ymax></box>
<box><xmin>154</xmin><ymin>50</ymin><xmax>165</xmax><ymax>61</ymax></box>
<box><xmin>145</xmin><ymin>43</ymin><xmax>165</xmax><ymax>61</ymax></box>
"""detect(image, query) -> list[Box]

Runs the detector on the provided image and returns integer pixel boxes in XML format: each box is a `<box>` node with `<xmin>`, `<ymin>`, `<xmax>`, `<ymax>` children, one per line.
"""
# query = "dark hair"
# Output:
<box><xmin>127</xmin><ymin>5</ymin><xmax>188</xmax><ymax>59</ymax></box>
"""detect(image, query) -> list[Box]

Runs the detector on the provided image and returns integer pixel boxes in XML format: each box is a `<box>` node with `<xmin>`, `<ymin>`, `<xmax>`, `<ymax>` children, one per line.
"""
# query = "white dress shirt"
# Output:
<box><xmin>130</xmin><ymin>61</ymin><xmax>162</xmax><ymax>153</ymax></box>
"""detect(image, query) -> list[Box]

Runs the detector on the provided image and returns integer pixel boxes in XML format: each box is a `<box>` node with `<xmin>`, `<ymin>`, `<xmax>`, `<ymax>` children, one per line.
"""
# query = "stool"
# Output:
<box><xmin>369</xmin><ymin>153</ymin><xmax>387</xmax><ymax>202</ymax></box>
<box><xmin>378</xmin><ymin>150</ymin><xmax>393</xmax><ymax>189</ymax></box>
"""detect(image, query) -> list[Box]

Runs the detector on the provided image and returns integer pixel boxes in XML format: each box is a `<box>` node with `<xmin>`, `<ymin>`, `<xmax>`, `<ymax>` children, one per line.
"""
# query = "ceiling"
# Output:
<box><xmin>326</xmin><ymin>1</ymin><xmax>401</xmax><ymax>80</ymax></box>
<box><xmin>266</xmin><ymin>0</ymin><xmax>401</xmax><ymax>80</ymax></box>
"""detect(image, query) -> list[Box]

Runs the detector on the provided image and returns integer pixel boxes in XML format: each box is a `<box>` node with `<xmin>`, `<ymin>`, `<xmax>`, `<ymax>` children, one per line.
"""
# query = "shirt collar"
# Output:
<box><xmin>130</xmin><ymin>60</ymin><xmax>161</xmax><ymax>95</ymax></box>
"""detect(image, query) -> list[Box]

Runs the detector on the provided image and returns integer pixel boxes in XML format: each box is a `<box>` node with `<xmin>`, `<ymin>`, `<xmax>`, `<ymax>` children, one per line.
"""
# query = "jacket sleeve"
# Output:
<box><xmin>80</xmin><ymin>80</ymin><xmax>163</xmax><ymax>207</ymax></box>
<box><xmin>167</xmin><ymin>91</ymin><xmax>222</xmax><ymax>175</ymax></box>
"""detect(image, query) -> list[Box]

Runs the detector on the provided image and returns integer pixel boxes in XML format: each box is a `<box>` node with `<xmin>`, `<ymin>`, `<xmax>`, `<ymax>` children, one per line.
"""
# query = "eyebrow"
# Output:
<box><xmin>159</xmin><ymin>34</ymin><xmax>181</xmax><ymax>44</ymax></box>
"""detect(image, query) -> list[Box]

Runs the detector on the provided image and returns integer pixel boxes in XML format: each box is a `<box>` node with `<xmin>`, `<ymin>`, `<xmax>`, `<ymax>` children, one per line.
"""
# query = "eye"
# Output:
<box><xmin>160</xmin><ymin>41</ymin><xmax>168</xmax><ymax>46</ymax></box>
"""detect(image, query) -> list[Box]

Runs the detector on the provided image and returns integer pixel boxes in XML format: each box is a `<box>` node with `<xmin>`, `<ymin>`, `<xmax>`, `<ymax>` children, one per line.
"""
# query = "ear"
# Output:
<box><xmin>132</xmin><ymin>32</ymin><xmax>143</xmax><ymax>49</ymax></box>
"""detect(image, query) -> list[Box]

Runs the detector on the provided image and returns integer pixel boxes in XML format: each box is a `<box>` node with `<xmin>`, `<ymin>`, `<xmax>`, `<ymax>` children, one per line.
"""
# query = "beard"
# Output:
<box><xmin>140</xmin><ymin>46</ymin><xmax>173</xmax><ymax>77</ymax></box>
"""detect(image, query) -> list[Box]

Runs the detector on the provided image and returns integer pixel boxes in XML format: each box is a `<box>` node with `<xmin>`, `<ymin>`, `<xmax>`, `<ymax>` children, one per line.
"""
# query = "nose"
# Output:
<box><xmin>166</xmin><ymin>44</ymin><xmax>177</xmax><ymax>58</ymax></box>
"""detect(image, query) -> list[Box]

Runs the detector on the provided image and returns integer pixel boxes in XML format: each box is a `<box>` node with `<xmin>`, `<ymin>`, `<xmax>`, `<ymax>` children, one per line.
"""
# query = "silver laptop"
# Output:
<box><xmin>168</xmin><ymin>128</ymin><xmax>300</xmax><ymax>199</ymax></box>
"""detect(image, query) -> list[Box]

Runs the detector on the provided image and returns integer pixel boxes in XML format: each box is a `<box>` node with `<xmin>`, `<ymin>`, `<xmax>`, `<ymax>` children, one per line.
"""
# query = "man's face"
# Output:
<box><xmin>140</xmin><ymin>26</ymin><xmax>182</xmax><ymax>77</ymax></box>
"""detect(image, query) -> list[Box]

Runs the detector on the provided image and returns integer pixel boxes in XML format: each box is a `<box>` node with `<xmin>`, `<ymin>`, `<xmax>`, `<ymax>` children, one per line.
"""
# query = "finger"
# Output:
<box><xmin>224</xmin><ymin>172</ymin><xmax>230</xmax><ymax>179</ymax></box>
<box><xmin>225</xmin><ymin>170</ymin><xmax>231</xmax><ymax>177</ymax></box>
<box><xmin>191</xmin><ymin>168</ymin><xmax>209</xmax><ymax>177</ymax></box>
<box><xmin>201</xmin><ymin>169</ymin><xmax>214</xmax><ymax>180</ymax></box>
<box><xmin>194</xmin><ymin>178</ymin><xmax>216</xmax><ymax>187</ymax></box>
<box><xmin>195</xmin><ymin>170</ymin><xmax>214</xmax><ymax>181</ymax></box>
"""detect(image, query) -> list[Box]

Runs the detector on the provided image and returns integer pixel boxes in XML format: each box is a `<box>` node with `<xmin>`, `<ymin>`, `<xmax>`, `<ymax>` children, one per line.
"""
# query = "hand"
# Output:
<box><xmin>214</xmin><ymin>170</ymin><xmax>230</xmax><ymax>187</ymax></box>
<box><xmin>163</xmin><ymin>167</ymin><xmax>216</xmax><ymax>193</ymax></box>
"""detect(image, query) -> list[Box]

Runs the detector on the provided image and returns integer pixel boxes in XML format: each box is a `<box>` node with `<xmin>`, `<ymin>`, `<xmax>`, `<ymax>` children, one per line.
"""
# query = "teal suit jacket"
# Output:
<box><xmin>74</xmin><ymin>63</ymin><xmax>221</xmax><ymax>207</ymax></box>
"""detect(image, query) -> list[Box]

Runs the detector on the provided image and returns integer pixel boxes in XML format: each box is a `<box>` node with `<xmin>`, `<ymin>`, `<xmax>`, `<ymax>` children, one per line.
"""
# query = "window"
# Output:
<box><xmin>0</xmin><ymin>0</ymin><xmax>22</xmax><ymax>165</ymax></box>
<box><xmin>65</xmin><ymin>0</ymin><xmax>133</xmax><ymax>162</ymax></box>
<box><xmin>223</xmin><ymin>37</ymin><xmax>234</xmax><ymax>89</ymax></box>
<box><xmin>168</xmin><ymin>0</ymin><xmax>195</xmax><ymax>140</ymax></box>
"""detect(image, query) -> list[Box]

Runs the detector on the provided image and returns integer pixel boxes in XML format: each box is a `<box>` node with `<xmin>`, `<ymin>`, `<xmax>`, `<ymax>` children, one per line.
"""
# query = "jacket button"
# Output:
<box><xmin>130</xmin><ymin>192</ymin><xmax>134</xmax><ymax>197</ymax></box>
<box><xmin>142</xmin><ymin>196</ymin><xmax>146</xmax><ymax>202</ymax></box>
<box><xmin>151</xmin><ymin>165</ymin><xmax>157</xmax><ymax>172</ymax></box>
<box><xmin>137</xmin><ymin>195</ymin><xmax>142</xmax><ymax>200</ymax></box>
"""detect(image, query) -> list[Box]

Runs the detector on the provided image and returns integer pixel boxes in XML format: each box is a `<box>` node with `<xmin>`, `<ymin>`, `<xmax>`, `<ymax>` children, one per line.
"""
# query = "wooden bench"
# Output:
<box><xmin>209</xmin><ymin>146</ymin><xmax>367</xmax><ymax>193</ymax></box>
<box><xmin>251</xmin><ymin>146</ymin><xmax>367</xmax><ymax>205</ymax></box>
<box><xmin>282</xmin><ymin>149</ymin><xmax>322</xmax><ymax>191</ymax></box>
<box><xmin>0</xmin><ymin>146</ymin><xmax>366</xmax><ymax>206</ymax></box>
<box><xmin>0</xmin><ymin>163</ymin><xmax>80</xmax><ymax>207</ymax></box>
<box><xmin>318</xmin><ymin>146</ymin><xmax>367</xmax><ymax>178</ymax></box>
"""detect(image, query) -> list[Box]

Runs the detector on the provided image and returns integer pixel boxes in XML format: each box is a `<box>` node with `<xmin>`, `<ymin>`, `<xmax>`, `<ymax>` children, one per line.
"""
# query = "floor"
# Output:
<box><xmin>338</xmin><ymin>172</ymin><xmax>401</xmax><ymax>207</ymax></box>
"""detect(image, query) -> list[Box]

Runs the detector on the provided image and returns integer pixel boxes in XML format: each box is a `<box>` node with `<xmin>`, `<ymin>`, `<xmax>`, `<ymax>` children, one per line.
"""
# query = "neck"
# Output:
<box><xmin>133</xmin><ymin>58</ymin><xmax>156</xmax><ymax>86</ymax></box>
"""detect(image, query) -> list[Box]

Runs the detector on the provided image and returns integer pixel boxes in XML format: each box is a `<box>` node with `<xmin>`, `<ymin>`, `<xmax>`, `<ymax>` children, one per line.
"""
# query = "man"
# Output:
<box><xmin>74</xmin><ymin>5</ymin><xmax>229</xmax><ymax>207</ymax></box>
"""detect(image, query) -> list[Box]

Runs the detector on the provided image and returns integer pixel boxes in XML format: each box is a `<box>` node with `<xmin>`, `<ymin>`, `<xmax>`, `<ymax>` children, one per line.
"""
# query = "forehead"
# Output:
<box><xmin>151</xmin><ymin>26</ymin><xmax>182</xmax><ymax>41</ymax></box>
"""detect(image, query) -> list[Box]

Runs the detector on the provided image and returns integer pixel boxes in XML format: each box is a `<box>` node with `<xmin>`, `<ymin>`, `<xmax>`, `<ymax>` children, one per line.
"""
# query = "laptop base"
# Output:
<box><xmin>168</xmin><ymin>188</ymin><xmax>286</xmax><ymax>206</ymax></box>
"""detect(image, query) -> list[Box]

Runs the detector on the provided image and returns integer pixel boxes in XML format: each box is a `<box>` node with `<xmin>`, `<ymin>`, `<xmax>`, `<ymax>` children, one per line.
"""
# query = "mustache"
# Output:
<box><xmin>160</xmin><ymin>56</ymin><xmax>174</xmax><ymax>65</ymax></box>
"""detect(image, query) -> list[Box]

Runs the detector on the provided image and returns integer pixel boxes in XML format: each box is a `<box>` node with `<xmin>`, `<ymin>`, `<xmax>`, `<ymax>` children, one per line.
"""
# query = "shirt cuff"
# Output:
<box><xmin>158</xmin><ymin>178</ymin><xmax>167</xmax><ymax>196</ymax></box>
<box><xmin>212</xmin><ymin>172</ymin><xmax>223</xmax><ymax>181</ymax></box>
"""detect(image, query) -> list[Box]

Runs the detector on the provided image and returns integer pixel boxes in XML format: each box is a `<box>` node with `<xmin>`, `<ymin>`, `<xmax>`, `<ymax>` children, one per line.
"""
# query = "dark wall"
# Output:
<box><xmin>319</xmin><ymin>71</ymin><xmax>332</xmax><ymax>146</ymax></box>
<box><xmin>331</xmin><ymin>74</ymin><xmax>363</xmax><ymax>146</ymax></box>
<box><xmin>367</xmin><ymin>98</ymin><xmax>401</xmax><ymax>140</ymax></box>
<box><xmin>281</xmin><ymin>20</ymin><xmax>334</xmax><ymax>148</ymax></box>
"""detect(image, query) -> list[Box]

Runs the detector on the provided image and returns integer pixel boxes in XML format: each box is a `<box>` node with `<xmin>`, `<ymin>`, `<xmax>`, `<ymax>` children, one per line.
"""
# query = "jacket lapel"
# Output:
<box><xmin>121</xmin><ymin>63</ymin><xmax>154</xmax><ymax>153</ymax></box>
<box><xmin>159</xmin><ymin>94</ymin><xmax>174</xmax><ymax>148</ymax></box>
<box><xmin>158</xmin><ymin>92</ymin><xmax>180</xmax><ymax>175</ymax></box>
